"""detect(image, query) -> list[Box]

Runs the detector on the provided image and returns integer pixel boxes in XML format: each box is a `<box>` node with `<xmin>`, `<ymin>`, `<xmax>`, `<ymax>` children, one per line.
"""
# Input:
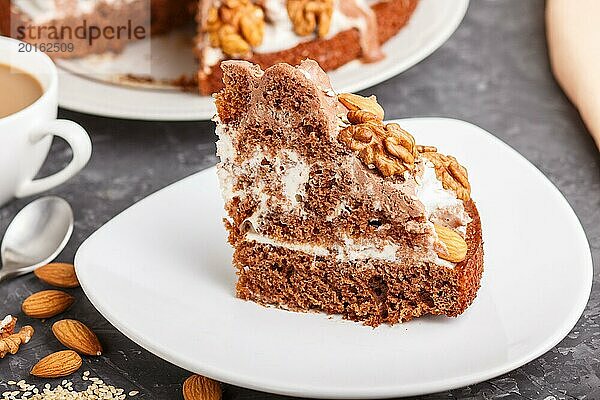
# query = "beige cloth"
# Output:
<box><xmin>547</xmin><ymin>0</ymin><xmax>600</xmax><ymax>149</ymax></box>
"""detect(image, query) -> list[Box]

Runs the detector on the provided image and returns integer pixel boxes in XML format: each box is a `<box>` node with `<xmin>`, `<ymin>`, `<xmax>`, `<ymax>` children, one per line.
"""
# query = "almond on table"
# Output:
<box><xmin>0</xmin><ymin>325</ymin><xmax>34</xmax><ymax>359</ymax></box>
<box><xmin>30</xmin><ymin>350</ymin><xmax>82</xmax><ymax>378</ymax></box>
<box><xmin>34</xmin><ymin>262</ymin><xmax>80</xmax><ymax>288</ymax></box>
<box><xmin>22</xmin><ymin>290</ymin><xmax>75</xmax><ymax>319</ymax></box>
<box><xmin>52</xmin><ymin>319</ymin><xmax>103</xmax><ymax>356</ymax></box>
<box><xmin>183</xmin><ymin>374</ymin><xmax>222</xmax><ymax>400</ymax></box>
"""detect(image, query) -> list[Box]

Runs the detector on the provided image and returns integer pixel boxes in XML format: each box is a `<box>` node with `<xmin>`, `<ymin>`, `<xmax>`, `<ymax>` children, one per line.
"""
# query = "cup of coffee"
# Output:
<box><xmin>0</xmin><ymin>36</ymin><xmax>91</xmax><ymax>207</ymax></box>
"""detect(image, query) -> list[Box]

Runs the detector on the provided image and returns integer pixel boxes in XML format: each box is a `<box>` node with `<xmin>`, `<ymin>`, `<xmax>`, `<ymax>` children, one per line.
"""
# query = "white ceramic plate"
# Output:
<box><xmin>57</xmin><ymin>0</ymin><xmax>469</xmax><ymax>121</ymax></box>
<box><xmin>75</xmin><ymin>118</ymin><xmax>593</xmax><ymax>398</ymax></box>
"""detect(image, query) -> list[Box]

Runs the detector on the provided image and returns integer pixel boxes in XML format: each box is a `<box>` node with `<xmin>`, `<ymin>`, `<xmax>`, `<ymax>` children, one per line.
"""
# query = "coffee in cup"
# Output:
<box><xmin>0</xmin><ymin>63</ymin><xmax>44</xmax><ymax>118</ymax></box>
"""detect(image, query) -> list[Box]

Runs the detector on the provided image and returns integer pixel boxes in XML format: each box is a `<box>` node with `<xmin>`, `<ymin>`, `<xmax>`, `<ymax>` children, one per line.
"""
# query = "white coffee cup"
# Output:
<box><xmin>0</xmin><ymin>36</ymin><xmax>92</xmax><ymax>207</ymax></box>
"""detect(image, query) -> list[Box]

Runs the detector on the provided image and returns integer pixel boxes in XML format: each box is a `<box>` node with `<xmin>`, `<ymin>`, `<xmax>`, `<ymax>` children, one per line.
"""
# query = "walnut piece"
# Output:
<box><xmin>205</xmin><ymin>0</ymin><xmax>265</xmax><ymax>56</ymax></box>
<box><xmin>422</xmin><ymin>151</ymin><xmax>471</xmax><ymax>201</ymax></box>
<box><xmin>337</xmin><ymin>93</ymin><xmax>417</xmax><ymax>177</ymax></box>
<box><xmin>287</xmin><ymin>0</ymin><xmax>333</xmax><ymax>38</ymax></box>
<box><xmin>0</xmin><ymin>316</ymin><xmax>34</xmax><ymax>359</ymax></box>
<box><xmin>339</xmin><ymin>93</ymin><xmax>384</xmax><ymax>120</ymax></box>
<box><xmin>337</xmin><ymin>93</ymin><xmax>471</xmax><ymax>196</ymax></box>
<box><xmin>339</xmin><ymin>115</ymin><xmax>417</xmax><ymax>177</ymax></box>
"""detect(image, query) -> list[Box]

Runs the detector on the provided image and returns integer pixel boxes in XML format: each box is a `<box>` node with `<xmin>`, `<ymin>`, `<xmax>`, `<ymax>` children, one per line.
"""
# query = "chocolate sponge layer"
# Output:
<box><xmin>234</xmin><ymin>200</ymin><xmax>484</xmax><ymax>326</ymax></box>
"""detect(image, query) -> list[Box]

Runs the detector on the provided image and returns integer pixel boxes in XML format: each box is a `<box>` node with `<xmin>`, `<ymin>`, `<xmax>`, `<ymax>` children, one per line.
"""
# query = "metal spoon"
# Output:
<box><xmin>0</xmin><ymin>197</ymin><xmax>74</xmax><ymax>282</ymax></box>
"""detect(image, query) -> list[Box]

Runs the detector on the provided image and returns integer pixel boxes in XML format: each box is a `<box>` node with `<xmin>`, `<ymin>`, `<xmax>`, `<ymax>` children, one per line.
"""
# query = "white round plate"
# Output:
<box><xmin>57</xmin><ymin>0</ymin><xmax>469</xmax><ymax>121</ymax></box>
<box><xmin>75</xmin><ymin>118</ymin><xmax>592</xmax><ymax>398</ymax></box>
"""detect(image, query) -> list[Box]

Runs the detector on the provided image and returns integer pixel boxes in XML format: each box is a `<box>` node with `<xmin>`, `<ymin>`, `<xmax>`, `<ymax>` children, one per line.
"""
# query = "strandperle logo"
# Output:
<box><xmin>15</xmin><ymin>19</ymin><xmax>148</xmax><ymax>47</ymax></box>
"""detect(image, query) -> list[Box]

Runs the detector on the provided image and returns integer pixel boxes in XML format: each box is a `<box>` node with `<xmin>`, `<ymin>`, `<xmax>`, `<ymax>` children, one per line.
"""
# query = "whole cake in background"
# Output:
<box><xmin>195</xmin><ymin>0</ymin><xmax>418</xmax><ymax>94</ymax></box>
<box><xmin>214</xmin><ymin>59</ymin><xmax>484</xmax><ymax>326</ymax></box>
<box><xmin>0</xmin><ymin>0</ymin><xmax>419</xmax><ymax>94</ymax></box>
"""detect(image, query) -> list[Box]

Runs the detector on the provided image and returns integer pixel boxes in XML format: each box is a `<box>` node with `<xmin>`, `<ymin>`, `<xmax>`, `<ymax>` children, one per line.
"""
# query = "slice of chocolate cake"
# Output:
<box><xmin>215</xmin><ymin>60</ymin><xmax>483</xmax><ymax>326</ymax></box>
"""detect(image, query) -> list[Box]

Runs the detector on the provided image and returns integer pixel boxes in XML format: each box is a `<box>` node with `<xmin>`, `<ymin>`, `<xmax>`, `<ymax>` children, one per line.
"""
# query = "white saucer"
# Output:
<box><xmin>57</xmin><ymin>0</ymin><xmax>469</xmax><ymax>121</ymax></box>
<box><xmin>75</xmin><ymin>118</ymin><xmax>592</xmax><ymax>398</ymax></box>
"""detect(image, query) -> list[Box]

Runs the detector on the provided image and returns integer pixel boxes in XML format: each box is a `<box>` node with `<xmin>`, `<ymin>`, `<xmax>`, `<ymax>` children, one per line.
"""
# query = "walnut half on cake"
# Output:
<box><xmin>214</xmin><ymin>60</ymin><xmax>484</xmax><ymax>326</ymax></box>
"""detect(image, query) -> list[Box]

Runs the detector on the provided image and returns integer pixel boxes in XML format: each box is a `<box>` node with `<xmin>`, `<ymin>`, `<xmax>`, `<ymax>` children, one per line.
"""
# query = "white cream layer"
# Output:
<box><xmin>414</xmin><ymin>160</ymin><xmax>471</xmax><ymax>234</ymax></box>
<box><xmin>415</xmin><ymin>162</ymin><xmax>459</xmax><ymax>219</ymax></box>
<box><xmin>280</xmin><ymin>151</ymin><xmax>310</xmax><ymax>207</ymax></box>
<box><xmin>246</xmin><ymin>231</ymin><xmax>400</xmax><ymax>262</ymax></box>
<box><xmin>215</xmin><ymin>121</ymin><xmax>239</xmax><ymax>202</ymax></box>
<box><xmin>216</xmin><ymin>120</ymin><xmax>311</xmax><ymax>229</ymax></box>
<box><xmin>247</xmin><ymin>231</ymin><xmax>456</xmax><ymax>268</ymax></box>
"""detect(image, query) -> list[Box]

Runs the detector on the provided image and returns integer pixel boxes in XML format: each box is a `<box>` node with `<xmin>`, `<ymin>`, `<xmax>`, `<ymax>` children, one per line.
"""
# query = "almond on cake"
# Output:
<box><xmin>214</xmin><ymin>59</ymin><xmax>484</xmax><ymax>326</ymax></box>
